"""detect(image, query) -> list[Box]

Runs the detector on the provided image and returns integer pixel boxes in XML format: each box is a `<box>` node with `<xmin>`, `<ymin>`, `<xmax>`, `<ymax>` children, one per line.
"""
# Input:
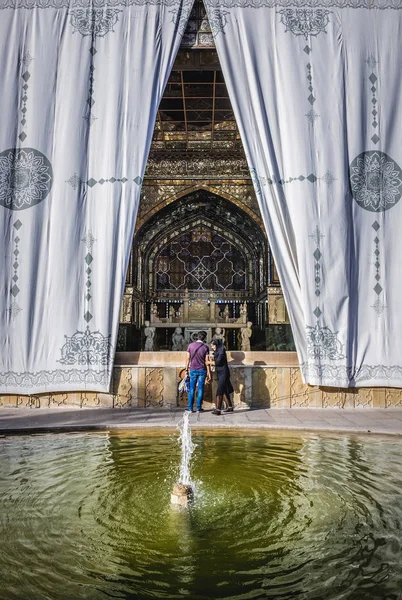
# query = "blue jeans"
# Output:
<box><xmin>188</xmin><ymin>369</ymin><xmax>207</xmax><ymax>411</ymax></box>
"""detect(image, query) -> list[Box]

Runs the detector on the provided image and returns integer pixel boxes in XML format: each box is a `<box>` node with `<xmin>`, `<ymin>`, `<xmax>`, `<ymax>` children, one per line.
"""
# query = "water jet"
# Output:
<box><xmin>171</xmin><ymin>411</ymin><xmax>195</xmax><ymax>506</ymax></box>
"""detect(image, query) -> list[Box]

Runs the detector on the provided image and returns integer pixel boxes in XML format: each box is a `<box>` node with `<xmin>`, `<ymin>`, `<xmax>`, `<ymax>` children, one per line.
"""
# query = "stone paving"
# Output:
<box><xmin>1</xmin><ymin>407</ymin><xmax>402</xmax><ymax>436</ymax></box>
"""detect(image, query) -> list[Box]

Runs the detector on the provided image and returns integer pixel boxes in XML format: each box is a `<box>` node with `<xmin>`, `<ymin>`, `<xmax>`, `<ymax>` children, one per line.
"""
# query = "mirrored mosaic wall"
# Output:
<box><xmin>155</xmin><ymin>229</ymin><xmax>247</xmax><ymax>291</ymax></box>
<box><xmin>134</xmin><ymin>190</ymin><xmax>268</xmax><ymax>299</ymax></box>
<box><xmin>181</xmin><ymin>0</ymin><xmax>215</xmax><ymax>49</ymax></box>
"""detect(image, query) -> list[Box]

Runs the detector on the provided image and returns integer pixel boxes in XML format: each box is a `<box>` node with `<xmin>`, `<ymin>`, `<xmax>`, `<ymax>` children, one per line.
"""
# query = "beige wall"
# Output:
<box><xmin>1</xmin><ymin>353</ymin><xmax>402</xmax><ymax>409</ymax></box>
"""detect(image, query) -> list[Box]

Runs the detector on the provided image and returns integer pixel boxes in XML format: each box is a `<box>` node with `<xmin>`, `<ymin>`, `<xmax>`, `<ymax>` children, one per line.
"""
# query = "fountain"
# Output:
<box><xmin>171</xmin><ymin>411</ymin><xmax>195</xmax><ymax>506</ymax></box>
<box><xmin>2</xmin><ymin>430</ymin><xmax>402</xmax><ymax>597</ymax></box>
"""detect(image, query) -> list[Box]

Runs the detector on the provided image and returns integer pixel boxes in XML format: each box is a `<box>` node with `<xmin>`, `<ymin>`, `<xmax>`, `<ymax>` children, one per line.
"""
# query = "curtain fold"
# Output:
<box><xmin>0</xmin><ymin>0</ymin><xmax>194</xmax><ymax>393</ymax></box>
<box><xmin>205</xmin><ymin>0</ymin><xmax>402</xmax><ymax>387</ymax></box>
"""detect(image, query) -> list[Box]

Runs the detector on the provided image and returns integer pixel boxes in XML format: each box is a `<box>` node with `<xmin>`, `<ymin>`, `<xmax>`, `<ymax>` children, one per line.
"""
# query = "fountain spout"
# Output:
<box><xmin>171</xmin><ymin>483</ymin><xmax>193</xmax><ymax>506</ymax></box>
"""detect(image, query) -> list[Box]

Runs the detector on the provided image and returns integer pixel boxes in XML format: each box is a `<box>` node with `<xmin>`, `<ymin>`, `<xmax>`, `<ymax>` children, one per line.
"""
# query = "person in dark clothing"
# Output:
<box><xmin>209</xmin><ymin>338</ymin><xmax>234</xmax><ymax>415</ymax></box>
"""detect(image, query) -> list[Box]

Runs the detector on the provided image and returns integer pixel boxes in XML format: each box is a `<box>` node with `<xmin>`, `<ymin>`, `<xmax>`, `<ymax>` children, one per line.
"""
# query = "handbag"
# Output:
<box><xmin>178</xmin><ymin>375</ymin><xmax>190</xmax><ymax>394</ymax></box>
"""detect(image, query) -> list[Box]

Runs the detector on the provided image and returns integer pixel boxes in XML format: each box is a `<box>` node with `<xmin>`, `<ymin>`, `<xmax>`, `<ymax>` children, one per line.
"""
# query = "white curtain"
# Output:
<box><xmin>0</xmin><ymin>0</ymin><xmax>193</xmax><ymax>394</ymax></box>
<box><xmin>204</xmin><ymin>0</ymin><xmax>402</xmax><ymax>387</ymax></box>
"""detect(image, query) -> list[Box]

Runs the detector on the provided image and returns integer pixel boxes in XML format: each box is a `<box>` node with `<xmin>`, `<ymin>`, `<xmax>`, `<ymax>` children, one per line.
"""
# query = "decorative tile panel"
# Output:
<box><xmin>322</xmin><ymin>387</ymin><xmax>347</xmax><ymax>408</ymax></box>
<box><xmin>0</xmin><ymin>365</ymin><xmax>402</xmax><ymax>409</ymax></box>
<box><xmin>352</xmin><ymin>388</ymin><xmax>373</xmax><ymax>408</ymax></box>
<box><xmin>385</xmin><ymin>388</ymin><xmax>402</xmax><ymax>408</ymax></box>
<box><xmin>230</xmin><ymin>367</ymin><xmax>246</xmax><ymax>407</ymax></box>
<box><xmin>145</xmin><ymin>367</ymin><xmax>164</xmax><ymax>407</ymax></box>
<box><xmin>112</xmin><ymin>367</ymin><xmax>133</xmax><ymax>408</ymax></box>
<box><xmin>251</xmin><ymin>368</ymin><xmax>272</xmax><ymax>408</ymax></box>
<box><xmin>290</xmin><ymin>368</ymin><xmax>318</xmax><ymax>407</ymax></box>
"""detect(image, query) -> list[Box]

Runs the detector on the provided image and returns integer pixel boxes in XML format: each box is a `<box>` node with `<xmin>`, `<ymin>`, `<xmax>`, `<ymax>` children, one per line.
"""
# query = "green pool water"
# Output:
<box><xmin>1</xmin><ymin>429</ymin><xmax>402</xmax><ymax>599</ymax></box>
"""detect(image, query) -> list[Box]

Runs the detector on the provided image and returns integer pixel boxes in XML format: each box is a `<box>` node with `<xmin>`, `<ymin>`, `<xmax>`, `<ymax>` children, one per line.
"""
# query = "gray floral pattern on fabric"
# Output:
<box><xmin>66</xmin><ymin>174</ymin><xmax>140</xmax><ymax>188</ymax></box>
<box><xmin>0</xmin><ymin>369</ymin><xmax>110</xmax><ymax>388</ymax></box>
<box><xmin>0</xmin><ymin>148</ymin><xmax>53</xmax><ymax>211</ymax></box>
<box><xmin>19</xmin><ymin>50</ymin><xmax>33</xmax><ymax>68</ymax></box>
<box><xmin>70</xmin><ymin>8</ymin><xmax>122</xmax><ymax>37</ymax></box>
<box><xmin>249</xmin><ymin>167</ymin><xmax>262</xmax><ymax>196</ymax></box>
<box><xmin>1</xmin><ymin>0</ymin><xmax>402</xmax><ymax>8</ymax></box>
<box><xmin>81</xmin><ymin>230</ymin><xmax>96</xmax><ymax>323</ymax></box>
<box><xmin>309</xmin><ymin>225</ymin><xmax>325</xmax><ymax>298</ymax></box>
<box><xmin>305</xmin><ymin>323</ymin><xmax>345</xmax><ymax>360</ymax></box>
<box><xmin>8</xmin><ymin>219</ymin><xmax>23</xmax><ymax>319</ymax></box>
<box><xmin>301</xmin><ymin>362</ymin><xmax>402</xmax><ymax>385</ymax></box>
<box><xmin>371</xmin><ymin>220</ymin><xmax>386</xmax><ymax>315</ymax></box>
<box><xmin>18</xmin><ymin>51</ymin><xmax>33</xmax><ymax>143</ymax></box>
<box><xmin>66</xmin><ymin>173</ymin><xmax>81</xmax><ymax>190</ymax></box>
<box><xmin>350</xmin><ymin>151</ymin><xmax>402</xmax><ymax>212</ymax></box>
<box><xmin>59</xmin><ymin>327</ymin><xmax>113</xmax><ymax>366</ymax></box>
<box><xmin>207</xmin><ymin>8</ymin><xmax>229</xmax><ymax>35</ymax></box>
<box><xmin>82</xmin><ymin>229</ymin><xmax>97</xmax><ymax>250</ymax></box>
<box><xmin>321</xmin><ymin>170</ymin><xmax>336</xmax><ymax>186</ymax></box>
<box><xmin>263</xmin><ymin>171</ymin><xmax>336</xmax><ymax>186</ymax></box>
<box><xmin>365</xmin><ymin>54</ymin><xmax>380</xmax><ymax>145</ymax></box>
<box><xmin>0</xmin><ymin>0</ymin><xmax>194</xmax><ymax>9</ymax></box>
<box><xmin>205</xmin><ymin>0</ymin><xmax>402</xmax><ymax>8</ymax></box>
<box><xmin>8</xmin><ymin>300</ymin><xmax>22</xmax><ymax>320</ymax></box>
<box><xmin>371</xmin><ymin>297</ymin><xmax>387</xmax><ymax>315</ymax></box>
<box><xmin>278</xmin><ymin>8</ymin><xmax>330</xmax><ymax>39</ymax></box>
<box><xmin>306</xmin><ymin>108</ymin><xmax>319</xmax><ymax>125</ymax></box>
<box><xmin>169</xmin><ymin>3</ymin><xmax>194</xmax><ymax>34</ymax></box>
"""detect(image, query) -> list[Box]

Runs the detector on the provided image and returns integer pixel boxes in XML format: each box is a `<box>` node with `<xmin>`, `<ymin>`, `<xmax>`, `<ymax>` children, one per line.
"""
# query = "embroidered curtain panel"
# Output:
<box><xmin>0</xmin><ymin>0</ymin><xmax>192</xmax><ymax>393</ymax></box>
<box><xmin>204</xmin><ymin>0</ymin><xmax>402</xmax><ymax>387</ymax></box>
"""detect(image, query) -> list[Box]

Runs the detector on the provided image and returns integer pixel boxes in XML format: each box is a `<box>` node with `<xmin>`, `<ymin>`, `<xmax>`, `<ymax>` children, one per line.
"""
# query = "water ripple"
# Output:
<box><xmin>1</xmin><ymin>430</ymin><xmax>402</xmax><ymax>599</ymax></box>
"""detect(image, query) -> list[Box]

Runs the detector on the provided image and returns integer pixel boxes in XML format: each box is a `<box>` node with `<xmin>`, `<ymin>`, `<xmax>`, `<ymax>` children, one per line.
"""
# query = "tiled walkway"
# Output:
<box><xmin>1</xmin><ymin>407</ymin><xmax>402</xmax><ymax>436</ymax></box>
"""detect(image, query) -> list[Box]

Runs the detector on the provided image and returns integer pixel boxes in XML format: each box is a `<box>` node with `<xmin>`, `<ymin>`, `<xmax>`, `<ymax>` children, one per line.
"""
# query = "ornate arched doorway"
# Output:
<box><xmin>126</xmin><ymin>189</ymin><xmax>271</xmax><ymax>350</ymax></box>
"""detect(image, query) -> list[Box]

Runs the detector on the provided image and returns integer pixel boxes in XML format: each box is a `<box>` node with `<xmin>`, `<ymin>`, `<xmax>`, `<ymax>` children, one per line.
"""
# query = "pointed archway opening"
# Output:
<box><xmin>131</xmin><ymin>189</ymin><xmax>269</xmax><ymax>351</ymax></box>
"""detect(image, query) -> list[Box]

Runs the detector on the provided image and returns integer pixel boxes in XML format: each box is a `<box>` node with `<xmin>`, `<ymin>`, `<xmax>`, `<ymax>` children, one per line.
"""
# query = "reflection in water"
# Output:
<box><xmin>1</xmin><ymin>430</ymin><xmax>402</xmax><ymax>599</ymax></box>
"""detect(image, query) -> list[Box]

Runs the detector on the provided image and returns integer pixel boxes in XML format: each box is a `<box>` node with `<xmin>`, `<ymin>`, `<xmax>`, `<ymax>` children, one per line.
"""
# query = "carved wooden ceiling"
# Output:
<box><xmin>150</xmin><ymin>1</ymin><xmax>243</xmax><ymax>153</ymax></box>
<box><xmin>152</xmin><ymin>70</ymin><xmax>241</xmax><ymax>152</ymax></box>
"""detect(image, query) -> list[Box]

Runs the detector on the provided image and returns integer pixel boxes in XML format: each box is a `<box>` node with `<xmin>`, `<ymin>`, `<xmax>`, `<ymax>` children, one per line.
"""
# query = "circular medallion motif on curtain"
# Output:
<box><xmin>0</xmin><ymin>148</ymin><xmax>53</xmax><ymax>211</ymax></box>
<box><xmin>349</xmin><ymin>151</ymin><xmax>402</xmax><ymax>212</ymax></box>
